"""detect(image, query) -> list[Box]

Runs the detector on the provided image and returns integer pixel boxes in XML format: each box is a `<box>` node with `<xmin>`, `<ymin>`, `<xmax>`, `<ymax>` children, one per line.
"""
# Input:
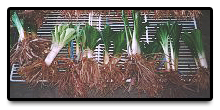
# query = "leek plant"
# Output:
<box><xmin>113</xmin><ymin>30</ymin><xmax>127</xmax><ymax>63</ymax></box>
<box><xmin>100</xmin><ymin>29</ymin><xmax>128</xmax><ymax>96</ymax></box>
<box><xmin>122</xmin><ymin>10</ymin><xmax>162</xmax><ymax>97</ymax></box>
<box><xmin>182</xmin><ymin>29</ymin><xmax>210</xmax><ymax>91</ymax></box>
<box><xmin>101</xmin><ymin>25</ymin><xmax>114</xmax><ymax>64</ymax></box>
<box><xmin>77</xmin><ymin>23</ymin><xmax>102</xmax><ymax>93</ymax></box>
<box><xmin>45</xmin><ymin>24</ymin><xmax>75</xmax><ymax>66</ymax></box>
<box><xmin>18</xmin><ymin>24</ymin><xmax>76</xmax><ymax>87</ymax></box>
<box><xmin>170</xmin><ymin>22</ymin><xmax>181</xmax><ymax>71</ymax></box>
<box><xmin>11</xmin><ymin>12</ymin><xmax>24</xmax><ymax>41</ymax></box>
<box><xmin>155</xmin><ymin>22</ymin><xmax>197</xmax><ymax>98</ymax></box>
<box><xmin>155</xmin><ymin>22</ymin><xmax>181</xmax><ymax>71</ymax></box>
<box><xmin>56</xmin><ymin>24</ymin><xmax>88</xmax><ymax>98</ymax></box>
<box><xmin>122</xmin><ymin>10</ymin><xmax>132</xmax><ymax>56</ymax></box>
<box><xmin>73</xmin><ymin>24</ymin><xmax>83</xmax><ymax>61</ymax></box>
<box><xmin>122</xmin><ymin>10</ymin><xmax>147</xmax><ymax>55</ymax></box>
<box><xmin>81</xmin><ymin>24</ymin><xmax>101</xmax><ymax>58</ymax></box>
<box><xmin>10</xmin><ymin>12</ymin><xmax>51</xmax><ymax>66</ymax></box>
<box><xmin>182</xmin><ymin>29</ymin><xmax>208</xmax><ymax>68</ymax></box>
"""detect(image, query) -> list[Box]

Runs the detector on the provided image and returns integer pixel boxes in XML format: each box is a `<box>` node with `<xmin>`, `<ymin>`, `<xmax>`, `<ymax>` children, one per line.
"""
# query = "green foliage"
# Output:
<box><xmin>101</xmin><ymin>25</ymin><xmax>114</xmax><ymax>52</ymax></box>
<box><xmin>132</xmin><ymin>10</ymin><xmax>148</xmax><ymax>42</ymax></box>
<box><xmin>113</xmin><ymin>30</ymin><xmax>127</xmax><ymax>56</ymax></box>
<box><xmin>155</xmin><ymin>21</ymin><xmax>181</xmax><ymax>56</ymax></box>
<box><xmin>155</xmin><ymin>22</ymin><xmax>170</xmax><ymax>54</ymax></box>
<box><xmin>140</xmin><ymin>41</ymin><xmax>163</xmax><ymax>55</ymax></box>
<box><xmin>122</xmin><ymin>10</ymin><xmax>148</xmax><ymax>54</ymax></box>
<box><xmin>170</xmin><ymin>22</ymin><xmax>181</xmax><ymax>58</ymax></box>
<box><xmin>11</xmin><ymin>12</ymin><xmax>24</xmax><ymax>39</ymax></box>
<box><xmin>51</xmin><ymin>24</ymin><xmax>76</xmax><ymax>46</ymax></box>
<box><xmin>122</xmin><ymin>10</ymin><xmax>132</xmax><ymax>51</ymax></box>
<box><xmin>82</xmin><ymin>24</ymin><xmax>101</xmax><ymax>51</ymax></box>
<box><xmin>182</xmin><ymin>29</ymin><xmax>204</xmax><ymax>58</ymax></box>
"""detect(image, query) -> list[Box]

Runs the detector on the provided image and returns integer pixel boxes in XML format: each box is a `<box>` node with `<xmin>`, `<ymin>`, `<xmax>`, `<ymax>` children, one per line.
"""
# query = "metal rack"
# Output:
<box><xmin>10</xmin><ymin>11</ymin><xmax>198</xmax><ymax>82</ymax></box>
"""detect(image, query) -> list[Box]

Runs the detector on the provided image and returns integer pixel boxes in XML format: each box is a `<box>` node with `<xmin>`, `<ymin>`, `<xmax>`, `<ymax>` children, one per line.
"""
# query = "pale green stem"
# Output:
<box><xmin>170</xmin><ymin>41</ymin><xmax>175</xmax><ymax>71</ymax></box>
<box><xmin>131</xmin><ymin>31</ymin><xmax>141</xmax><ymax>55</ymax></box>
<box><xmin>104</xmin><ymin>50</ymin><xmax>109</xmax><ymax>64</ymax></box>
<box><xmin>161</xmin><ymin>38</ymin><xmax>170</xmax><ymax>70</ymax></box>
<box><xmin>76</xmin><ymin>43</ymin><xmax>80</xmax><ymax>56</ymax></box>
<box><xmin>198</xmin><ymin>51</ymin><xmax>208</xmax><ymax>68</ymax></box>
<box><xmin>44</xmin><ymin>44</ymin><xmax>63</xmax><ymax>66</ymax></box>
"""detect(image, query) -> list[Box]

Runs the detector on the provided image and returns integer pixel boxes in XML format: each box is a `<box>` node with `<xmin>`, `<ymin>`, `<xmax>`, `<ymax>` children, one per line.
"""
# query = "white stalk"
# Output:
<box><xmin>127</xmin><ymin>45</ymin><xmax>132</xmax><ymax>56</ymax></box>
<box><xmin>76</xmin><ymin>43</ymin><xmax>80</xmax><ymax>56</ymax></box>
<box><xmin>198</xmin><ymin>51</ymin><xmax>208</xmax><ymax>68</ymax></box>
<box><xmin>165</xmin><ymin>54</ymin><xmax>170</xmax><ymax>70</ymax></box>
<box><xmin>104</xmin><ymin>50</ymin><xmax>109</xmax><ymax>64</ymax></box>
<box><xmin>44</xmin><ymin>44</ymin><xmax>63</xmax><ymax>66</ymax></box>
<box><xmin>161</xmin><ymin>39</ymin><xmax>170</xmax><ymax>70</ymax></box>
<box><xmin>161</xmin><ymin>42</ymin><xmax>170</xmax><ymax>70</ymax></box>
<box><xmin>19</xmin><ymin>31</ymin><xmax>25</xmax><ymax>42</ymax></box>
<box><xmin>125</xmin><ymin>28</ymin><xmax>132</xmax><ymax>56</ymax></box>
<box><xmin>131</xmin><ymin>31</ymin><xmax>141</xmax><ymax>55</ymax></box>
<box><xmin>170</xmin><ymin>41</ymin><xmax>175</xmax><ymax>71</ymax></box>
<box><xmin>75</xmin><ymin>43</ymin><xmax>81</xmax><ymax>61</ymax></box>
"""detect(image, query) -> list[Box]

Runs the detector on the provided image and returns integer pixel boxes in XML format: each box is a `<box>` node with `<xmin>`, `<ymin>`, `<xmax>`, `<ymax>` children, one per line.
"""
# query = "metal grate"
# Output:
<box><xmin>10</xmin><ymin>10</ymin><xmax>197</xmax><ymax>82</ymax></box>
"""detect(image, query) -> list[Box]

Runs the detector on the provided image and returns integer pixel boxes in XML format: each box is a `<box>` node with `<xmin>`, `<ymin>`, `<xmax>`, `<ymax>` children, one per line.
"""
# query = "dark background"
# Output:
<box><xmin>199</xmin><ymin>10</ymin><xmax>211</xmax><ymax>69</ymax></box>
<box><xmin>9</xmin><ymin>10</ymin><xmax>211</xmax><ymax>98</ymax></box>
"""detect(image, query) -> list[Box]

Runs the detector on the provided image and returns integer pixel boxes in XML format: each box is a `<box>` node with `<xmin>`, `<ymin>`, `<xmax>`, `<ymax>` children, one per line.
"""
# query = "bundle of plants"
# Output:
<box><xmin>182</xmin><ymin>29</ymin><xmax>210</xmax><ymax>92</ymax></box>
<box><xmin>155</xmin><ymin>21</ymin><xmax>181</xmax><ymax>72</ymax></box>
<box><xmin>99</xmin><ymin>26</ymin><xmax>128</xmax><ymax>96</ymax></box>
<box><xmin>56</xmin><ymin>24</ymin><xmax>91</xmax><ymax>98</ymax></box>
<box><xmin>10</xmin><ymin>12</ymin><xmax>51</xmax><ymax>66</ymax></box>
<box><xmin>18</xmin><ymin>24</ymin><xmax>76</xmax><ymax>87</ymax></box>
<box><xmin>73</xmin><ymin>24</ymin><xmax>103</xmax><ymax>97</ymax></box>
<box><xmin>71</xmin><ymin>24</ymin><xmax>82</xmax><ymax>62</ymax></box>
<box><xmin>121</xmin><ymin>10</ymin><xmax>163</xmax><ymax>97</ymax></box>
<box><xmin>154</xmin><ymin>21</ymin><xmax>196</xmax><ymax>97</ymax></box>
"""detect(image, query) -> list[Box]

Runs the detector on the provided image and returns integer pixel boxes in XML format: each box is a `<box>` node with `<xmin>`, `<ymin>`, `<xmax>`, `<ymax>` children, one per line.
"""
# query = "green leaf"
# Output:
<box><xmin>132</xmin><ymin>10</ymin><xmax>146</xmax><ymax>42</ymax></box>
<box><xmin>83</xmin><ymin>24</ymin><xmax>101</xmax><ymax>51</ymax></box>
<box><xmin>59</xmin><ymin>30</ymin><xmax>66</xmax><ymax>43</ymax></box>
<box><xmin>62</xmin><ymin>28</ymin><xmax>75</xmax><ymax>44</ymax></box>
<box><xmin>122</xmin><ymin>10</ymin><xmax>132</xmax><ymax>53</ymax></box>
<box><xmin>170</xmin><ymin>22</ymin><xmax>181</xmax><ymax>59</ymax></box>
<box><xmin>155</xmin><ymin>23</ymin><xmax>170</xmax><ymax>55</ymax></box>
<box><xmin>51</xmin><ymin>24</ymin><xmax>75</xmax><ymax>46</ymax></box>
<box><xmin>54</xmin><ymin>25</ymin><xmax>59</xmax><ymax>43</ymax></box>
<box><xmin>113</xmin><ymin>30</ymin><xmax>126</xmax><ymax>56</ymax></box>
<box><xmin>140</xmin><ymin>41</ymin><xmax>162</xmax><ymax>55</ymax></box>
<box><xmin>11</xmin><ymin>12</ymin><xmax>24</xmax><ymax>40</ymax></box>
<box><xmin>101</xmin><ymin>25</ymin><xmax>113</xmax><ymax>52</ymax></box>
<box><xmin>182</xmin><ymin>29</ymin><xmax>204</xmax><ymax>59</ymax></box>
<box><xmin>51</xmin><ymin>31</ymin><xmax>55</xmax><ymax>43</ymax></box>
